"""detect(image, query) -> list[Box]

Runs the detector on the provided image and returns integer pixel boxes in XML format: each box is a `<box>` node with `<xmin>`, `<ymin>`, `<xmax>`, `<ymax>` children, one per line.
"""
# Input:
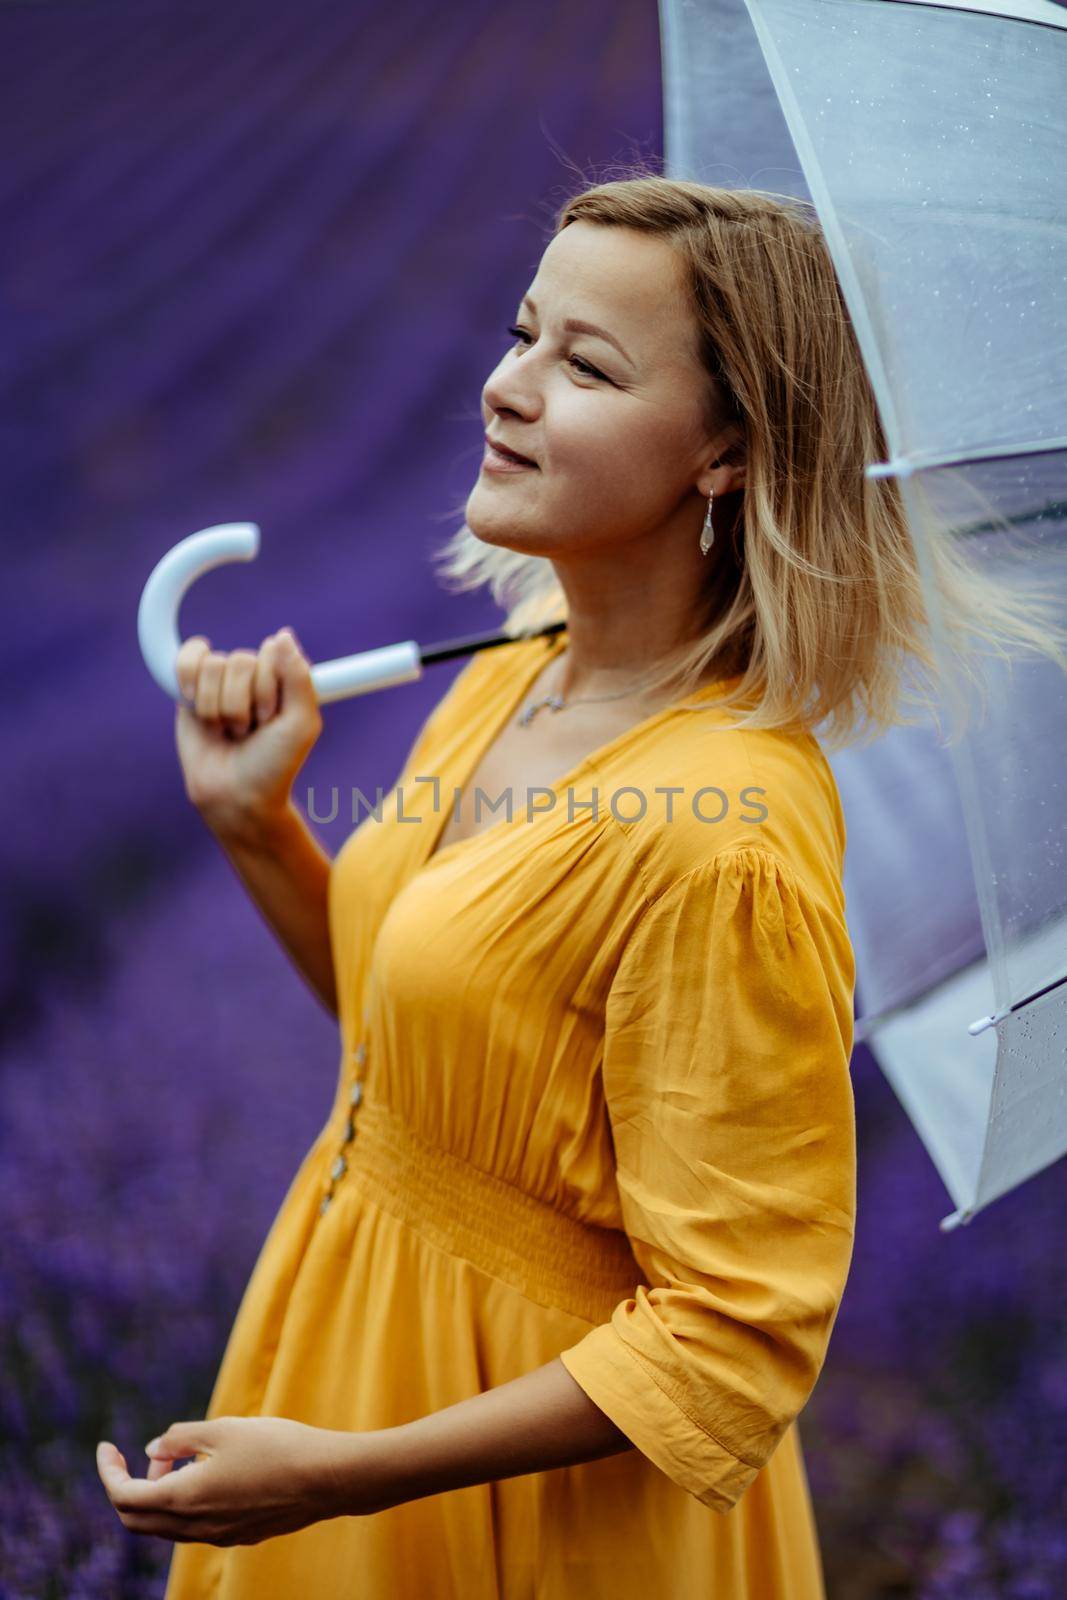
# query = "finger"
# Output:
<box><xmin>116</xmin><ymin>1509</ymin><xmax>199</xmax><ymax>1541</ymax></box>
<box><xmin>175</xmin><ymin>637</ymin><xmax>212</xmax><ymax>705</ymax></box>
<box><xmin>253</xmin><ymin>635</ymin><xmax>283</xmax><ymax>725</ymax></box>
<box><xmin>146</xmin><ymin>1436</ymin><xmax>201</xmax><ymax>1464</ymax></box>
<box><xmin>275</xmin><ymin>627</ymin><xmax>319</xmax><ymax>717</ymax></box>
<box><xmin>146</xmin><ymin>1419</ymin><xmax>219</xmax><ymax>1464</ymax></box>
<box><xmin>146</xmin><ymin>1453</ymin><xmax>176</xmax><ymax>1481</ymax></box>
<box><xmin>218</xmin><ymin>649</ymin><xmax>258</xmax><ymax>735</ymax></box>
<box><xmin>195</xmin><ymin>652</ymin><xmax>227</xmax><ymax>721</ymax></box>
<box><xmin>96</xmin><ymin>1443</ymin><xmax>178</xmax><ymax>1510</ymax></box>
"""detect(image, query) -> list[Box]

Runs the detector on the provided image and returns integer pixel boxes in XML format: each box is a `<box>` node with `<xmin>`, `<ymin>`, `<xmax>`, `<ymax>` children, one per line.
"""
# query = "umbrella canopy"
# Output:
<box><xmin>658</xmin><ymin>0</ymin><xmax>1067</xmax><ymax>1228</ymax></box>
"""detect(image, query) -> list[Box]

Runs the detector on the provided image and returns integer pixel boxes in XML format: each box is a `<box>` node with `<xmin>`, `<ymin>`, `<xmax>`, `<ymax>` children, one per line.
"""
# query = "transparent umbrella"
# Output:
<box><xmin>659</xmin><ymin>0</ymin><xmax>1067</xmax><ymax>1228</ymax></box>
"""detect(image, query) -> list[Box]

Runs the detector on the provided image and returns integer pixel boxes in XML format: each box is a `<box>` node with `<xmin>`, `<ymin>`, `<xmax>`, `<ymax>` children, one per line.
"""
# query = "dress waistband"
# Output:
<box><xmin>335</xmin><ymin>1097</ymin><xmax>642</xmax><ymax>1327</ymax></box>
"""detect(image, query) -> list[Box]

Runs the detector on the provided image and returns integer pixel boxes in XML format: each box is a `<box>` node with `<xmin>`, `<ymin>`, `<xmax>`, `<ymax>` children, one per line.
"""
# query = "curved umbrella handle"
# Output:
<box><xmin>137</xmin><ymin>523</ymin><xmax>423</xmax><ymax>708</ymax></box>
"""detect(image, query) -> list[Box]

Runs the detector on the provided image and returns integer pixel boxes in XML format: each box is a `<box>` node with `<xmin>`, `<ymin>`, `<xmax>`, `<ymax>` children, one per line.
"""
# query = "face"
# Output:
<box><xmin>466</xmin><ymin>220</ymin><xmax>737</xmax><ymax>561</ymax></box>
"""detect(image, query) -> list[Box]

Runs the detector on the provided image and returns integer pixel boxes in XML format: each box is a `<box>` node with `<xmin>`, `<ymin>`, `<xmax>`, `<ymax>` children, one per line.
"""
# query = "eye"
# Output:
<box><xmin>568</xmin><ymin>354</ymin><xmax>604</xmax><ymax>379</ymax></box>
<box><xmin>505</xmin><ymin>325</ymin><xmax>607</xmax><ymax>382</ymax></box>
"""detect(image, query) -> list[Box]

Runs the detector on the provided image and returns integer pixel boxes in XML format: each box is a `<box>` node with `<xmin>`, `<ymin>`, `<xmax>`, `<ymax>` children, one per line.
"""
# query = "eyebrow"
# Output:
<box><xmin>518</xmin><ymin>295</ymin><xmax>635</xmax><ymax>370</ymax></box>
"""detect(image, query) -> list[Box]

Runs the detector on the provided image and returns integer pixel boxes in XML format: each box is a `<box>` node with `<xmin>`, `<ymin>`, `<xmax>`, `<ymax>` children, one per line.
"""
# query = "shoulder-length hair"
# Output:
<box><xmin>431</xmin><ymin>170</ymin><xmax>1067</xmax><ymax>751</ymax></box>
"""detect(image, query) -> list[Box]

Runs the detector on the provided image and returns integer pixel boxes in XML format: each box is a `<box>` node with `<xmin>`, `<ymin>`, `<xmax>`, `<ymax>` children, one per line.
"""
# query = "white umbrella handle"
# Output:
<box><xmin>137</xmin><ymin>523</ymin><xmax>423</xmax><ymax>708</ymax></box>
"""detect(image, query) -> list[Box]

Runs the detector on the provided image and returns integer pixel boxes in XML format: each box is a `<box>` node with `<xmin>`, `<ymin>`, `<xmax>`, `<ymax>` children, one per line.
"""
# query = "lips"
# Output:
<box><xmin>485</xmin><ymin>435</ymin><xmax>537</xmax><ymax>466</ymax></box>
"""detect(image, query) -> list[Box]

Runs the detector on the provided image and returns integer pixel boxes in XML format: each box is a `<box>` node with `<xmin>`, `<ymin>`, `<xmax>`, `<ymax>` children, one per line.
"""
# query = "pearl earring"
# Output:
<box><xmin>700</xmin><ymin>488</ymin><xmax>715</xmax><ymax>555</ymax></box>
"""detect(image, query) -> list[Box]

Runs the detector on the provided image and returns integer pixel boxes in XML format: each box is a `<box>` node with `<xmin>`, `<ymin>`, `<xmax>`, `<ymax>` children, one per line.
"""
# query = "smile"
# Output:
<box><xmin>482</xmin><ymin>441</ymin><xmax>539</xmax><ymax>474</ymax></box>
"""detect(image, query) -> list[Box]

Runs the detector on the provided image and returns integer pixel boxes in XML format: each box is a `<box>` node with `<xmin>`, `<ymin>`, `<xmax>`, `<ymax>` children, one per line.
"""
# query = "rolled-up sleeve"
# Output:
<box><xmin>559</xmin><ymin>845</ymin><xmax>857</xmax><ymax>1513</ymax></box>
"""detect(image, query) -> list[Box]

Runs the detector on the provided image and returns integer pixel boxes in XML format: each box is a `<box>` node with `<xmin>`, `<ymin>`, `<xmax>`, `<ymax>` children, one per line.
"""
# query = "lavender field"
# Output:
<box><xmin>2</xmin><ymin>1</ymin><xmax>1065</xmax><ymax>1595</ymax></box>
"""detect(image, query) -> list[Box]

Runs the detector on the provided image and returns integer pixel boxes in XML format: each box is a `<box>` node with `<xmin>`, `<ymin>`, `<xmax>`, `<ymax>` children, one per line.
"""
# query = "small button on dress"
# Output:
<box><xmin>165</xmin><ymin>630</ymin><xmax>857</xmax><ymax>1600</ymax></box>
<box><xmin>318</xmin><ymin>1024</ymin><xmax>369</xmax><ymax>1216</ymax></box>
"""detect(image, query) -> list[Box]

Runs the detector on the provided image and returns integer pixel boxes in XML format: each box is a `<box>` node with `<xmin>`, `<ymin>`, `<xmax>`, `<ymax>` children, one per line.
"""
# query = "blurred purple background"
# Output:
<box><xmin>1</xmin><ymin>2</ymin><xmax>1065</xmax><ymax>1595</ymax></box>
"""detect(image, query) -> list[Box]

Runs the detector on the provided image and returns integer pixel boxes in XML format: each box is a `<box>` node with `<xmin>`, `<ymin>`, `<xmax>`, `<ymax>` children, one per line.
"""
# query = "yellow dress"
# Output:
<box><xmin>164</xmin><ymin>627</ymin><xmax>856</xmax><ymax>1600</ymax></box>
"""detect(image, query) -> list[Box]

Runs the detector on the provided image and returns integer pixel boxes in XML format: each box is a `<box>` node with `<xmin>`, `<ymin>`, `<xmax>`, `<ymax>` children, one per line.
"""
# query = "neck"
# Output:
<box><xmin>543</xmin><ymin>545</ymin><xmax>739</xmax><ymax>700</ymax></box>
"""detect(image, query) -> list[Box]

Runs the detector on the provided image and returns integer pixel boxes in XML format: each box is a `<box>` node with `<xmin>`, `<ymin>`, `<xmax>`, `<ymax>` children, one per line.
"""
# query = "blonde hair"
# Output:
<box><xmin>432</xmin><ymin>168</ymin><xmax>1067</xmax><ymax>751</ymax></box>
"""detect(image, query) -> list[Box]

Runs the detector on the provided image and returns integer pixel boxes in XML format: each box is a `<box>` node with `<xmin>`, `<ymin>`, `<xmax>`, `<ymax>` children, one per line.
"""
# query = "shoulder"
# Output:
<box><xmin>594</xmin><ymin>712</ymin><xmax>848</xmax><ymax>921</ymax></box>
<box><xmin>607</xmin><ymin>841</ymin><xmax>856</xmax><ymax>1055</ymax></box>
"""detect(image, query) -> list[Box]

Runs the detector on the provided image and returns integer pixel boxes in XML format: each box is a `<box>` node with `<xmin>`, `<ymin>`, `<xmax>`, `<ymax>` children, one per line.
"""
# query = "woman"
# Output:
<box><xmin>97</xmin><ymin>176</ymin><xmax>1059</xmax><ymax>1597</ymax></box>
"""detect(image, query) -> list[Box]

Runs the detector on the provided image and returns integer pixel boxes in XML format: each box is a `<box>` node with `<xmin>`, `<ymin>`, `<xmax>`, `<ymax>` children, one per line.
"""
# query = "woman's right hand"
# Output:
<box><xmin>174</xmin><ymin>627</ymin><xmax>324</xmax><ymax>840</ymax></box>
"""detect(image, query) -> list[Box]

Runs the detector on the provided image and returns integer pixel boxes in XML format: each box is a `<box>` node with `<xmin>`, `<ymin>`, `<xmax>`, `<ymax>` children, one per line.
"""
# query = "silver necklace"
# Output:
<box><xmin>517</xmin><ymin>657</ymin><xmax>660</xmax><ymax>728</ymax></box>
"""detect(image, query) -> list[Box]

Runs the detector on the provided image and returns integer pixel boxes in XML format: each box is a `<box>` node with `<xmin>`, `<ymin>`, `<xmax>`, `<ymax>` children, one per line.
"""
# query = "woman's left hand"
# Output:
<box><xmin>95</xmin><ymin>1416</ymin><xmax>390</xmax><ymax>1545</ymax></box>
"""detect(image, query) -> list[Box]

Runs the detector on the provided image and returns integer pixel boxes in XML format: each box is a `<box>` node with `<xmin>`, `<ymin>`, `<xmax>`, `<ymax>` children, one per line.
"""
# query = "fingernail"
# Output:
<box><xmin>145</xmin><ymin>1437</ymin><xmax>162</xmax><ymax>1455</ymax></box>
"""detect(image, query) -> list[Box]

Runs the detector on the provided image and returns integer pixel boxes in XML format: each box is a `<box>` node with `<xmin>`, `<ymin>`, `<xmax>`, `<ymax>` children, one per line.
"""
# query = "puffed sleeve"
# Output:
<box><xmin>558</xmin><ymin>845</ymin><xmax>856</xmax><ymax>1513</ymax></box>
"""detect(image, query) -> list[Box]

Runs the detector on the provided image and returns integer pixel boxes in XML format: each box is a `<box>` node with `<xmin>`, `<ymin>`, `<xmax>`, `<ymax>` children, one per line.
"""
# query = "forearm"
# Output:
<box><xmin>207</xmin><ymin>800</ymin><xmax>338</xmax><ymax>1018</ymax></box>
<box><xmin>342</xmin><ymin>1358</ymin><xmax>633</xmax><ymax>1513</ymax></box>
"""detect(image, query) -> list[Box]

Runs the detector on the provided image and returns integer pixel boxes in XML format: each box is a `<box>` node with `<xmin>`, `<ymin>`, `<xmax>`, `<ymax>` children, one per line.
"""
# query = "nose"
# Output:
<box><xmin>482</xmin><ymin>348</ymin><xmax>541</xmax><ymax>427</ymax></box>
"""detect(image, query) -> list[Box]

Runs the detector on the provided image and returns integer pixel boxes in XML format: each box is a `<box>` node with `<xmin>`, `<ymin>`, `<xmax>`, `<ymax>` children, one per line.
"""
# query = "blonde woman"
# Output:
<box><xmin>98</xmin><ymin>175</ymin><xmax>1061</xmax><ymax>1597</ymax></box>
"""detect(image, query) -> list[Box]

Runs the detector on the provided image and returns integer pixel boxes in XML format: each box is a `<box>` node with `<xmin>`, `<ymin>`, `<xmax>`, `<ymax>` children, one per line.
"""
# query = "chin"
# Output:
<box><xmin>464</xmin><ymin>500</ymin><xmax>532</xmax><ymax>553</ymax></box>
<box><xmin>466</xmin><ymin>520</ymin><xmax>541</xmax><ymax>556</ymax></box>
<box><xmin>465</xmin><ymin>485</ymin><xmax>575</xmax><ymax>560</ymax></box>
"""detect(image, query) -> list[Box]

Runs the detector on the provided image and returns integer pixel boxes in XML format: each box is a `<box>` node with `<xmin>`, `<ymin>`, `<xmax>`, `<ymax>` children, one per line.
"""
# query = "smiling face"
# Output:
<box><xmin>466</xmin><ymin>220</ymin><xmax>739</xmax><ymax>564</ymax></box>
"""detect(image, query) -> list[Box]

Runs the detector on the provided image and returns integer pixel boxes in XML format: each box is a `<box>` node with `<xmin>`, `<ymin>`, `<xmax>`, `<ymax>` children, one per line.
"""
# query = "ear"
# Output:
<box><xmin>697</xmin><ymin>458</ymin><xmax>746</xmax><ymax>499</ymax></box>
<box><xmin>696</xmin><ymin>423</ymin><xmax>746</xmax><ymax>499</ymax></box>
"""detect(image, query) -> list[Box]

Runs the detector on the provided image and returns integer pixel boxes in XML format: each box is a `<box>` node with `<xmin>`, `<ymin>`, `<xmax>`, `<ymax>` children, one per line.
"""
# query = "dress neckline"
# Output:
<box><xmin>421</xmin><ymin>629</ymin><xmax>747</xmax><ymax>870</ymax></box>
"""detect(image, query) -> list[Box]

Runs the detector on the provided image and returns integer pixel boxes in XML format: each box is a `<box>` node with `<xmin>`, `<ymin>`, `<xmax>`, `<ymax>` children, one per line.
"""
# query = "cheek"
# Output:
<box><xmin>546</xmin><ymin>403</ymin><xmax>635</xmax><ymax>471</ymax></box>
<box><xmin>551</xmin><ymin>412</ymin><xmax>686</xmax><ymax>502</ymax></box>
